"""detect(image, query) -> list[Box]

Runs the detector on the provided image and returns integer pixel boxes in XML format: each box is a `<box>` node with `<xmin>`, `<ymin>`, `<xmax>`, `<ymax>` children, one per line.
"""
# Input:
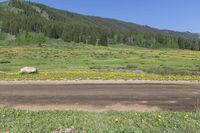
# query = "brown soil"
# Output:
<box><xmin>0</xmin><ymin>82</ymin><xmax>200</xmax><ymax>111</ymax></box>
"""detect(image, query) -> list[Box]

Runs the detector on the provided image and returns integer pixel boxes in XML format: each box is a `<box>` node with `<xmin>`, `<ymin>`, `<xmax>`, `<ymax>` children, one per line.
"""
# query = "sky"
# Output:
<box><xmin>1</xmin><ymin>0</ymin><xmax>200</xmax><ymax>33</ymax></box>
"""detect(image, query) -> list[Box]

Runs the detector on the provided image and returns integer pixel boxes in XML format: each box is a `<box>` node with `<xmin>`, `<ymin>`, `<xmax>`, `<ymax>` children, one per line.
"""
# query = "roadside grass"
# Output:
<box><xmin>0</xmin><ymin>109</ymin><xmax>199</xmax><ymax>133</ymax></box>
<box><xmin>0</xmin><ymin>39</ymin><xmax>200</xmax><ymax>80</ymax></box>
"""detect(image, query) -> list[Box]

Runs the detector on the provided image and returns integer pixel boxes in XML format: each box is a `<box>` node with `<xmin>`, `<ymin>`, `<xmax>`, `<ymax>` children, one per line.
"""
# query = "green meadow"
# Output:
<box><xmin>0</xmin><ymin>39</ymin><xmax>200</xmax><ymax>80</ymax></box>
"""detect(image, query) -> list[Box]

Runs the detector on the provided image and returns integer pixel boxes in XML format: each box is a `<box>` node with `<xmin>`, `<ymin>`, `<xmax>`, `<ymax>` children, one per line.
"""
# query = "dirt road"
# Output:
<box><xmin>0</xmin><ymin>82</ymin><xmax>200</xmax><ymax>111</ymax></box>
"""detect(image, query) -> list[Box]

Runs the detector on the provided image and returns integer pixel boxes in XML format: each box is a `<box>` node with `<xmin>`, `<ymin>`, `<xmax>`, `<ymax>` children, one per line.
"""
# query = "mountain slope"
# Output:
<box><xmin>34</xmin><ymin>2</ymin><xmax>200</xmax><ymax>39</ymax></box>
<box><xmin>0</xmin><ymin>0</ymin><xmax>200</xmax><ymax>50</ymax></box>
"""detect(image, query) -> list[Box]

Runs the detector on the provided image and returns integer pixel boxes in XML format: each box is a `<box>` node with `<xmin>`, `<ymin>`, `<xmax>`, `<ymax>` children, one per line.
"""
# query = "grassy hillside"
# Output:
<box><xmin>32</xmin><ymin>2</ymin><xmax>200</xmax><ymax>40</ymax></box>
<box><xmin>0</xmin><ymin>1</ymin><xmax>199</xmax><ymax>80</ymax></box>
<box><xmin>0</xmin><ymin>0</ymin><xmax>200</xmax><ymax>50</ymax></box>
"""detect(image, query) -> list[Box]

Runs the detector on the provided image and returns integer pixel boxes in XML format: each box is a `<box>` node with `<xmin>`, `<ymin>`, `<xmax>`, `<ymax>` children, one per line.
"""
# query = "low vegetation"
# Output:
<box><xmin>1</xmin><ymin>71</ymin><xmax>200</xmax><ymax>81</ymax></box>
<box><xmin>0</xmin><ymin>39</ymin><xmax>200</xmax><ymax>80</ymax></box>
<box><xmin>15</xmin><ymin>32</ymin><xmax>46</xmax><ymax>46</ymax></box>
<box><xmin>0</xmin><ymin>109</ymin><xmax>200</xmax><ymax>133</ymax></box>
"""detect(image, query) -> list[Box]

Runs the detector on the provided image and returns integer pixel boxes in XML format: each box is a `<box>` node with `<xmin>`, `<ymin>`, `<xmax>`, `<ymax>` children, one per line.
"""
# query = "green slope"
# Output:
<box><xmin>32</xmin><ymin>1</ymin><xmax>200</xmax><ymax>40</ymax></box>
<box><xmin>0</xmin><ymin>0</ymin><xmax>200</xmax><ymax>50</ymax></box>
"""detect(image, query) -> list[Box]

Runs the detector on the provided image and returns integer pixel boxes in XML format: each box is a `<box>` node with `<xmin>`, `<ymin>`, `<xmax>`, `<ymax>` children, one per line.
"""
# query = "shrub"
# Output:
<box><xmin>0</xmin><ymin>32</ymin><xmax>6</xmax><ymax>40</ymax></box>
<box><xmin>16</xmin><ymin>32</ymin><xmax>46</xmax><ymax>45</ymax></box>
<box><xmin>0</xmin><ymin>60</ymin><xmax>11</xmax><ymax>64</ymax></box>
<box><xmin>89</xmin><ymin>65</ymin><xmax>103</xmax><ymax>70</ymax></box>
<box><xmin>34</xmin><ymin>33</ymin><xmax>46</xmax><ymax>47</ymax></box>
<box><xmin>126</xmin><ymin>64</ymin><xmax>138</xmax><ymax>69</ymax></box>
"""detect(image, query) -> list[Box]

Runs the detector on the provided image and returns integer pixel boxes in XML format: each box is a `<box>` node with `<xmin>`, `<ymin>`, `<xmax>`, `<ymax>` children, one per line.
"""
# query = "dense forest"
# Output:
<box><xmin>0</xmin><ymin>0</ymin><xmax>200</xmax><ymax>50</ymax></box>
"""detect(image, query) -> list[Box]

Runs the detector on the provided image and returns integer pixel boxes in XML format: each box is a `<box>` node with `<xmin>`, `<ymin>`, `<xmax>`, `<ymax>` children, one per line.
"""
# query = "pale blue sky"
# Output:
<box><xmin>1</xmin><ymin>0</ymin><xmax>200</xmax><ymax>33</ymax></box>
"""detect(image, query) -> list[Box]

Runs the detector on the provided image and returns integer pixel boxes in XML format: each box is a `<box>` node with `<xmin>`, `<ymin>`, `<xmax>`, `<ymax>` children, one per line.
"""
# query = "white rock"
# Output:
<box><xmin>20</xmin><ymin>67</ymin><xmax>37</xmax><ymax>74</ymax></box>
<box><xmin>134</xmin><ymin>69</ymin><xmax>144</xmax><ymax>73</ymax></box>
<box><xmin>0</xmin><ymin>71</ymin><xmax>5</xmax><ymax>74</ymax></box>
<box><xmin>64</xmin><ymin>128</ymin><xmax>73</xmax><ymax>133</ymax></box>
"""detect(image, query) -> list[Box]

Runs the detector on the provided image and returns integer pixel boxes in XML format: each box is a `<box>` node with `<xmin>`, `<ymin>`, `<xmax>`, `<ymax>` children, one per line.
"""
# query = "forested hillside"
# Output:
<box><xmin>0</xmin><ymin>0</ymin><xmax>200</xmax><ymax>50</ymax></box>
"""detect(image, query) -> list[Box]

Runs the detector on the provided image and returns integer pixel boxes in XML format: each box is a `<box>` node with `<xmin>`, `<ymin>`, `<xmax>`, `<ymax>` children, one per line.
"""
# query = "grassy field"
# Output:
<box><xmin>0</xmin><ymin>109</ymin><xmax>199</xmax><ymax>133</ymax></box>
<box><xmin>0</xmin><ymin>39</ymin><xmax>200</xmax><ymax>80</ymax></box>
<box><xmin>1</xmin><ymin>38</ymin><xmax>200</xmax><ymax>133</ymax></box>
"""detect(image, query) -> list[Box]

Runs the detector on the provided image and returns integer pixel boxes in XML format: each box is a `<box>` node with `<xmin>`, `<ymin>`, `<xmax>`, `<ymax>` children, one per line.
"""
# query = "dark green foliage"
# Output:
<box><xmin>0</xmin><ymin>60</ymin><xmax>10</xmax><ymax>64</ymax></box>
<box><xmin>99</xmin><ymin>34</ymin><xmax>108</xmax><ymax>46</ymax></box>
<box><xmin>0</xmin><ymin>0</ymin><xmax>200</xmax><ymax>50</ymax></box>
<box><xmin>178</xmin><ymin>37</ymin><xmax>200</xmax><ymax>51</ymax></box>
<box><xmin>0</xmin><ymin>32</ymin><xmax>6</xmax><ymax>40</ymax></box>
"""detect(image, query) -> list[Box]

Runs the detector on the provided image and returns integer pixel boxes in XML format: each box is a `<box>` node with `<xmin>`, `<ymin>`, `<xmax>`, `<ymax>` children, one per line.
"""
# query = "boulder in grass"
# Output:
<box><xmin>65</xmin><ymin>128</ymin><xmax>73</xmax><ymax>133</ymax></box>
<box><xmin>0</xmin><ymin>71</ymin><xmax>5</xmax><ymax>74</ymax></box>
<box><xmin>134</xmin><ymin>69</ymin><xmax>144</xmax><ymax>73</ymax></box>
<box><xmin>20</xmin><ymin>67</ymin><xmax>38</xmax><ymax>74</ymax></box>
